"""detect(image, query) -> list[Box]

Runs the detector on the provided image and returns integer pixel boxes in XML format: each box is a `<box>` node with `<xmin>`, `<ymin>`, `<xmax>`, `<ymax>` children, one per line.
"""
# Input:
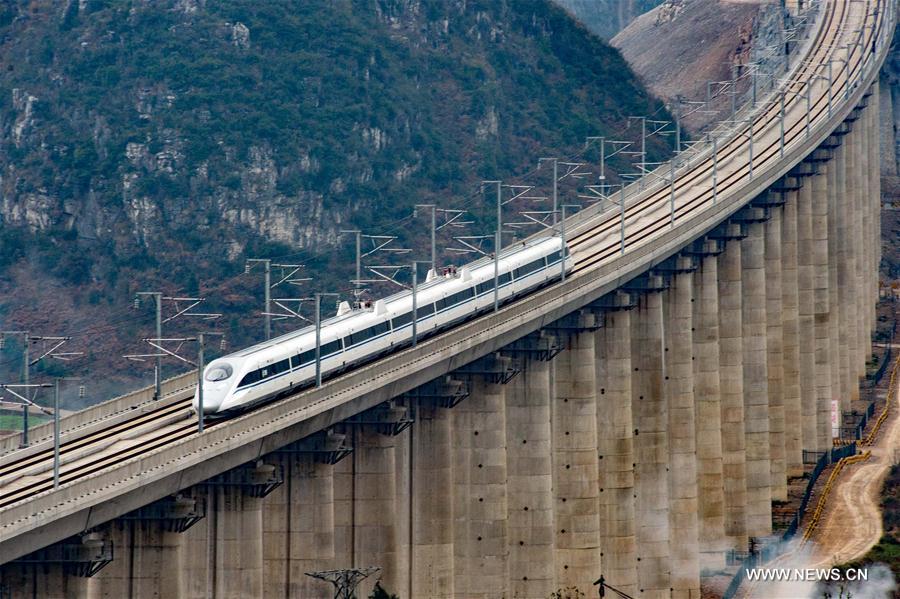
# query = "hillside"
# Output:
<box><xmin>554</xmin><ymin>0</ymin><xmax>664</xmax><ymax>39</ymax></box>
<box><xmin>611</xmin><ymin>0</ymin><xmax>770</xmax><ymax>132</ymax></box>
<box><xmin>0</xmin><ymin>0</ymin><xmax>672</xmax><ymax>407</ymax></box>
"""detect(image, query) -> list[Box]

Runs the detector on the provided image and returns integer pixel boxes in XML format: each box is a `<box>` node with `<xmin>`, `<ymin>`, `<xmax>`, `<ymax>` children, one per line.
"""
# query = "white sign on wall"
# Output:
<box><xmin>831</xmin><ymin>399</ymin><xmax>840</xmax><ymax>438</ymax></box>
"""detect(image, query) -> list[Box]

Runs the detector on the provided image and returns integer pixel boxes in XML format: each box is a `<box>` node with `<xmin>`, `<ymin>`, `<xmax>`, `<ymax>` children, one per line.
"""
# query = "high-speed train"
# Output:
<box><xmin>193</xmin><ymin>236</ymin><xmax>572</xmax><ymax>416</ymax></box>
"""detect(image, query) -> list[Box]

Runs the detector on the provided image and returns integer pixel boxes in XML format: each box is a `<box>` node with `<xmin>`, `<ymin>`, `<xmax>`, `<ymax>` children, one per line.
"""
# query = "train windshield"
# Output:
<box><xmin>204</xmin><ymin>363</ymin><xmax>233</xmax><ymax>382</ymax></box>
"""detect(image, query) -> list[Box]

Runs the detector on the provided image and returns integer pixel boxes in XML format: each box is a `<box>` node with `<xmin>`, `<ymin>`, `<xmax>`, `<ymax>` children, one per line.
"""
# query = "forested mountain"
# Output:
<box><xmin>0</xmin><ymin>0</ymin><xmax>671</xmax><ymax>405</ymax></box>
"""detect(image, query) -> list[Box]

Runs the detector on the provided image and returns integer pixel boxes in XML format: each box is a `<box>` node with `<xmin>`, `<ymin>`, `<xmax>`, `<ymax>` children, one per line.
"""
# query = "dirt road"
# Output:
<box><xmin>807</xmin><ymin>382</ymin><xmax>899</xmax><ymax>568</ymax></box>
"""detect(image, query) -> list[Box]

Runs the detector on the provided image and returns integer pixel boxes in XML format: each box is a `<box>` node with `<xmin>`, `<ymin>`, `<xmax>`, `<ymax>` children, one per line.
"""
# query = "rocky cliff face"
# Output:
<box><xmin>0</xmin><ymin>0</ymin><xmax>671</xmax><ymax>403</ymax></box>
<box><xmin>880</xmin><ymin>36</ymin><xmax>900</xmax><ymax>182</ymax></box>
<box><xmin>610</xmin><ymin>0</ymin><xmax>787</xmax><ymax>133</ymax></box>
<box><xmin>553</xmin><ymin>0</ymin><xmax>664</xmax><ymax>39</ymax></box>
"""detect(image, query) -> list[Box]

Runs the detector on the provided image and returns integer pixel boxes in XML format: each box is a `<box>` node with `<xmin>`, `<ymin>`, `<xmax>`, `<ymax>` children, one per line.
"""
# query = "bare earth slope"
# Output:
<box><xmin>611</xmin><ymin>0</ymin><xmax>765</xmax><ymax>130</ymax></box>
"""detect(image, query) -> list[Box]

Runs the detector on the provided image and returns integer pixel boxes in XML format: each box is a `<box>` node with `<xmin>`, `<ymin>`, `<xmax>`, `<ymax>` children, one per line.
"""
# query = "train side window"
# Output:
<box><xmin>499</xmin><ymin>272</ymin><xmax>512</xmax><ymax>285</ymax></box>
<box><xmin>238</xmin><ymin>369</ymin><xmax>261</xmax><ymax>387</ymax></box>
<box><xmin>419</xmin><ymin>303</ymin><xmax>435</xmax><ymax>316</ymax></box>
<box><xmin>322</xmin><ymin>340</ymin><xmax>341</xmax><ymax>356</ymax></box>
<box><xmin>372</xmin><ymin>322</ymin><xmax>389</xmax><ymax>336</ymax></box>
<box><xmin>392</xmin><ymin>312</ymin><xmax>413</xmax><ymax>328</ymax></box>
<box><xmin>290</xmin><ymin>355</ymin><xmax>299</xmax><ymax>368</ymax></box>
<box><xmin>436</xmin><ymin>298</ymin><xmax>447</xmax><ymax>311</ymax></box>
<box><xmin>270</xmin><ymin>359</ymin><xmax>290</xmax><ymax>376</ymax></box>
<box><xmin>516</xmin><ymin>259</ymin><xmax>543</xmax><ymax>279</ymax></box>
<box><xmin>476</xmin><ymin>281</ymin><xmax>492</xmax><ymax>295</ymax></box>
<box><xmin>298</xmin><ymin>350</ymin><xmax>315</xmax><ymax>366</ymax></box>
<box><xmin>349</xmin><ymin>327</ymin><xmax>376</xmax><ymax>346</ymax></box>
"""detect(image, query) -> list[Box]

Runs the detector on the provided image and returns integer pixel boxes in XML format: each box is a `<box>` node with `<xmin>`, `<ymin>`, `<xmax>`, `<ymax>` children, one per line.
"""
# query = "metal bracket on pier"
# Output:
<box><xmin>10</xmin><ymin>532</ymin><xmax>113</xmax><ymax>577</ymax></box>
<box><xmin>622</xmin><ymin>272</ymin><xmax>669</xmax><ymax>295</ymax></box>
<box><xmin>501</xmin><ymin>331</ymin><xmax>562</xmax><ymax>362</ymax></box>
<box><xmin>207</xmin><ymin>460</ymin><xmax>283</xmax><ymax>498</ymax></box>
<box><xmin>588</xmin><ymin>290</ymin><xmax>638</xmax><ymax>313</ymax></box>
<box><xmin>544</xmin><ymin>311</ymin><xmax>602</xmax><ymax>334</ymax></box>
<box><xmin>771</xmin><ymin>175</ymin><xmax>802</xmax><ymax>191</ymax></box>
<box><xmin>808</xmin><ymin>147</ymin><xmax>833</xmax><ymax>162</ymax></box>
<box><xmin>819</xmin><ymin>134</ymin><xmax>842</xmax><ymax>150</ymax></box>
<box><xmin>789</xmin><ymin>161</ymin><xmax>817</xmax><ymax>178</ymax></box>
<box><xmin>707</xmin><ymin>221</ymin><xmax>748</xmax><ymax>242</ymax></box>
<box><xmin>731</xmin><ymin>205</ymin><xmax>770</xmax><ymax>224</ymax></box>
<box><xmin>832</xmin><ymin>122</ymin><xmax>851</xmax><ymax>137</ymax></box>
<box><xmin>274</xmin><ymin>429</ymin><xmax>353</xmax><ymax>465</ymax></box>
<box><xmin>401</xmin><ymin>376</ymin><xmax>470</xmax><ymax>409</ymax></box>
<box><xmin>752</xmin><ymin>189</ymin><xmax>787</xmax><ymax>208</ymax></box>
<box><xmin>454</xmin><ymin>353</ymin><xmax>520</xmax><ymax>385</ymax></box>
<box><xmin>682</xmin><ymin>238</ymin><xmax>724</xmax><ymax>258</ymax></box>
<box><xmin>117</xmin><ymin>494</ymin><xmax>206</xmax><ymax>532</ymax></box>
<box><xmin>654</xmin><ymin>254</ymin><xmax>698</xmax><ymax>275</ymax></box>
<box><xmin>345</xmin><ymin>401</ymin><xmax>413</xmax><ymax>436</ymax></box>
<box><xmin>844</xmin><ymin>107</ymin><xmax>862</xmax><ymax>123</ymax></box>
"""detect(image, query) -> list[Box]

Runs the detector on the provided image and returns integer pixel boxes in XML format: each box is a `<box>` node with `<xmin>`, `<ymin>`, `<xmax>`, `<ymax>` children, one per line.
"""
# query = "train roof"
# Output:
<box><xmin>228</xmin><ymin>235</ymin><xmax>561</xmax><ymax>360</ymax></box>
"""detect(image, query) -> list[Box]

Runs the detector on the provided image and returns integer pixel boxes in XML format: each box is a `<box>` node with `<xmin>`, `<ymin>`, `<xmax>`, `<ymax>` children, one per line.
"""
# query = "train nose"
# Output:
<box><xmin>192</xmin><ymin>384</ymin><xmax>226</xmax><ymax>416</ymax></box>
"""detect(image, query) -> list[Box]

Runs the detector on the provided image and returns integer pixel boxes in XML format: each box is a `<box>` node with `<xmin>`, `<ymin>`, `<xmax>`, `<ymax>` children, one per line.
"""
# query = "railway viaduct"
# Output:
<box><xmin>0</xmin><ymin>1</ymin><xmax>895</xmax><ymax>598</ymax></box>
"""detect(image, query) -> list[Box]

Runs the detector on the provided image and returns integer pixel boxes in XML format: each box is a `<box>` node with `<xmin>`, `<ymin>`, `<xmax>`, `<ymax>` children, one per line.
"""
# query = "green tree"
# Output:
<box><xmin>368</xmin><ymin>582</ymin><xmax>399</xmax><ymax>599</ymax></box>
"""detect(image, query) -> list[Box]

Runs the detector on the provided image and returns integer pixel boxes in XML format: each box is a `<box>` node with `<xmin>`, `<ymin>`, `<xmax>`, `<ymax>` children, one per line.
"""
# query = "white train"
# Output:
<box><xmin>194</xmin><ymin>236</ymin><xmax>572</xmax><ymax>416</ymax></box>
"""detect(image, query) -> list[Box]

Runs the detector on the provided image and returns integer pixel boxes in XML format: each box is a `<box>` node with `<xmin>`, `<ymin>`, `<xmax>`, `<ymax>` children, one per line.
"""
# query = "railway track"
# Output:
<box><xmin>0</xmin><ymin>0</ymin><xmax>887</xmax><ymax>516</ymax></box>
<box><xmin>0</xmin><ymin>393</ymin><xmax>199</xmax><ymax>509</ymax></box>
<box><xmin>565</xmin><ymin>0</ymin><xmax>875</xmax><ymax>273</ymax></box>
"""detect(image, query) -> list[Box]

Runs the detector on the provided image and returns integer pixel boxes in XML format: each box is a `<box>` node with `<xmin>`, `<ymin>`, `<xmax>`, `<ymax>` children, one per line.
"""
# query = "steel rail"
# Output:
<box><xmin>567</xmin><ymin>1</ymin><xmax>879</xmax><ymax>275</ymax></box>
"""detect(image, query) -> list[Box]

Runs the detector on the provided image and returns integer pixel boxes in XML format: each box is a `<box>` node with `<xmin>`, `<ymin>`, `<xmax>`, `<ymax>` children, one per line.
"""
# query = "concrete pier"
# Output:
<box><xmin>665</xmin><ymin>269</ymin><xmax>701</xmax><ymax>599</ymax></box>
<box><xmin>843</xmin><ymin>125</ymin><xmax>862</xmax><ymax>393</ymax></box>
<box><xmin>741</xmin><ymin>219</ymin><xmax>772</xmax><ymax>537</ymax></box>
<box><xmin>765</xmin><ymin>206</ymin><xmax>787</xmax><ymax>501</ymax></box>
<box><xmin>692</xmin><ymin>249</ymin><xmax>727</xmax><ymax>569</ymax></box>
<box><xmin>631</xmin><ymin>288</ymin><xmax>671</xmax><ymax>598</ymax></box>
<box><xmin>833</xmin><ymin>141</ymin><xmax>854</xmax><ymax>408</ymax></box>
<box><xmin>811</xmin><ymin>162</ymin><xmax>834</xmax><ymax>452</ymax></box>
<box><xmin>506</xmin><ymin>356</ymin><xmax>555</xmax><ymax>598</ymax></box>
<box><xmin>411</xmin><ymin>403</ymin><xmax>455</xmax><ymax>598</ymax></box>
<box><xmin>596</xmin><ymin>304</ymin><xmax>638</xmax><ymax>596</ymax></box>
<box><xmin>95</xmin><ymin>522</ymin><xmax>185</xmax><ymax>598</ymax></box>
<box><xmin>552</xmin><ymin>316</ymin><xmax>602</xmax><ymax>594</ymax></box>
<box><xmin>870</xmin><ymin>88</ymin><xmax>882</xmax><ymax>311</ymax></box>
<box><xmin>335</xmin><ymin>427</ymin><xmax>400</xmax><ymax>597</ymax></box>
<box><xmin>797</xmin><ymin>176</ymin><xmax>818</xmax><ymax>452</ymax></box>
<box><xmin>851</xmin><ymin>118</ymin><xmax>869</xmax><ymax>379</ymax></box>
<box><xmin>859</xmin><ymin>109</ymin><xmax>874</xmax><ymax>365</ymax></box>
<box><xmin>781</xmin><ymin>188</ymin><xmax>804</xmax><ymax>476</ymax></box>
<box><xmin>825</xmin><ymin>154</ymin><xmax>843</xmax><ymax>426</ymax></box>
<box><xmin>452</xmin><ymin>378</ymin><xmax>509</xmax><ymax>599</ymax></box>
<box><xmin>717</xmin><ymin>236</ymin><xmax>748</xmax><ymax>550</ymax></box>
<box><xmin>265</xmin><ymin>455</ymin><xmax>335</xmax><ymax>598</ymax></box>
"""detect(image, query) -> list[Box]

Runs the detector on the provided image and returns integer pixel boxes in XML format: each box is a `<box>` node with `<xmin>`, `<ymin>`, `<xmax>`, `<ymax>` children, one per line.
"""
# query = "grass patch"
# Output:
<box><xmin>0</xmin><ymin>413</ymin><xmax>49</xmax><ymax>430</ymax></box>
